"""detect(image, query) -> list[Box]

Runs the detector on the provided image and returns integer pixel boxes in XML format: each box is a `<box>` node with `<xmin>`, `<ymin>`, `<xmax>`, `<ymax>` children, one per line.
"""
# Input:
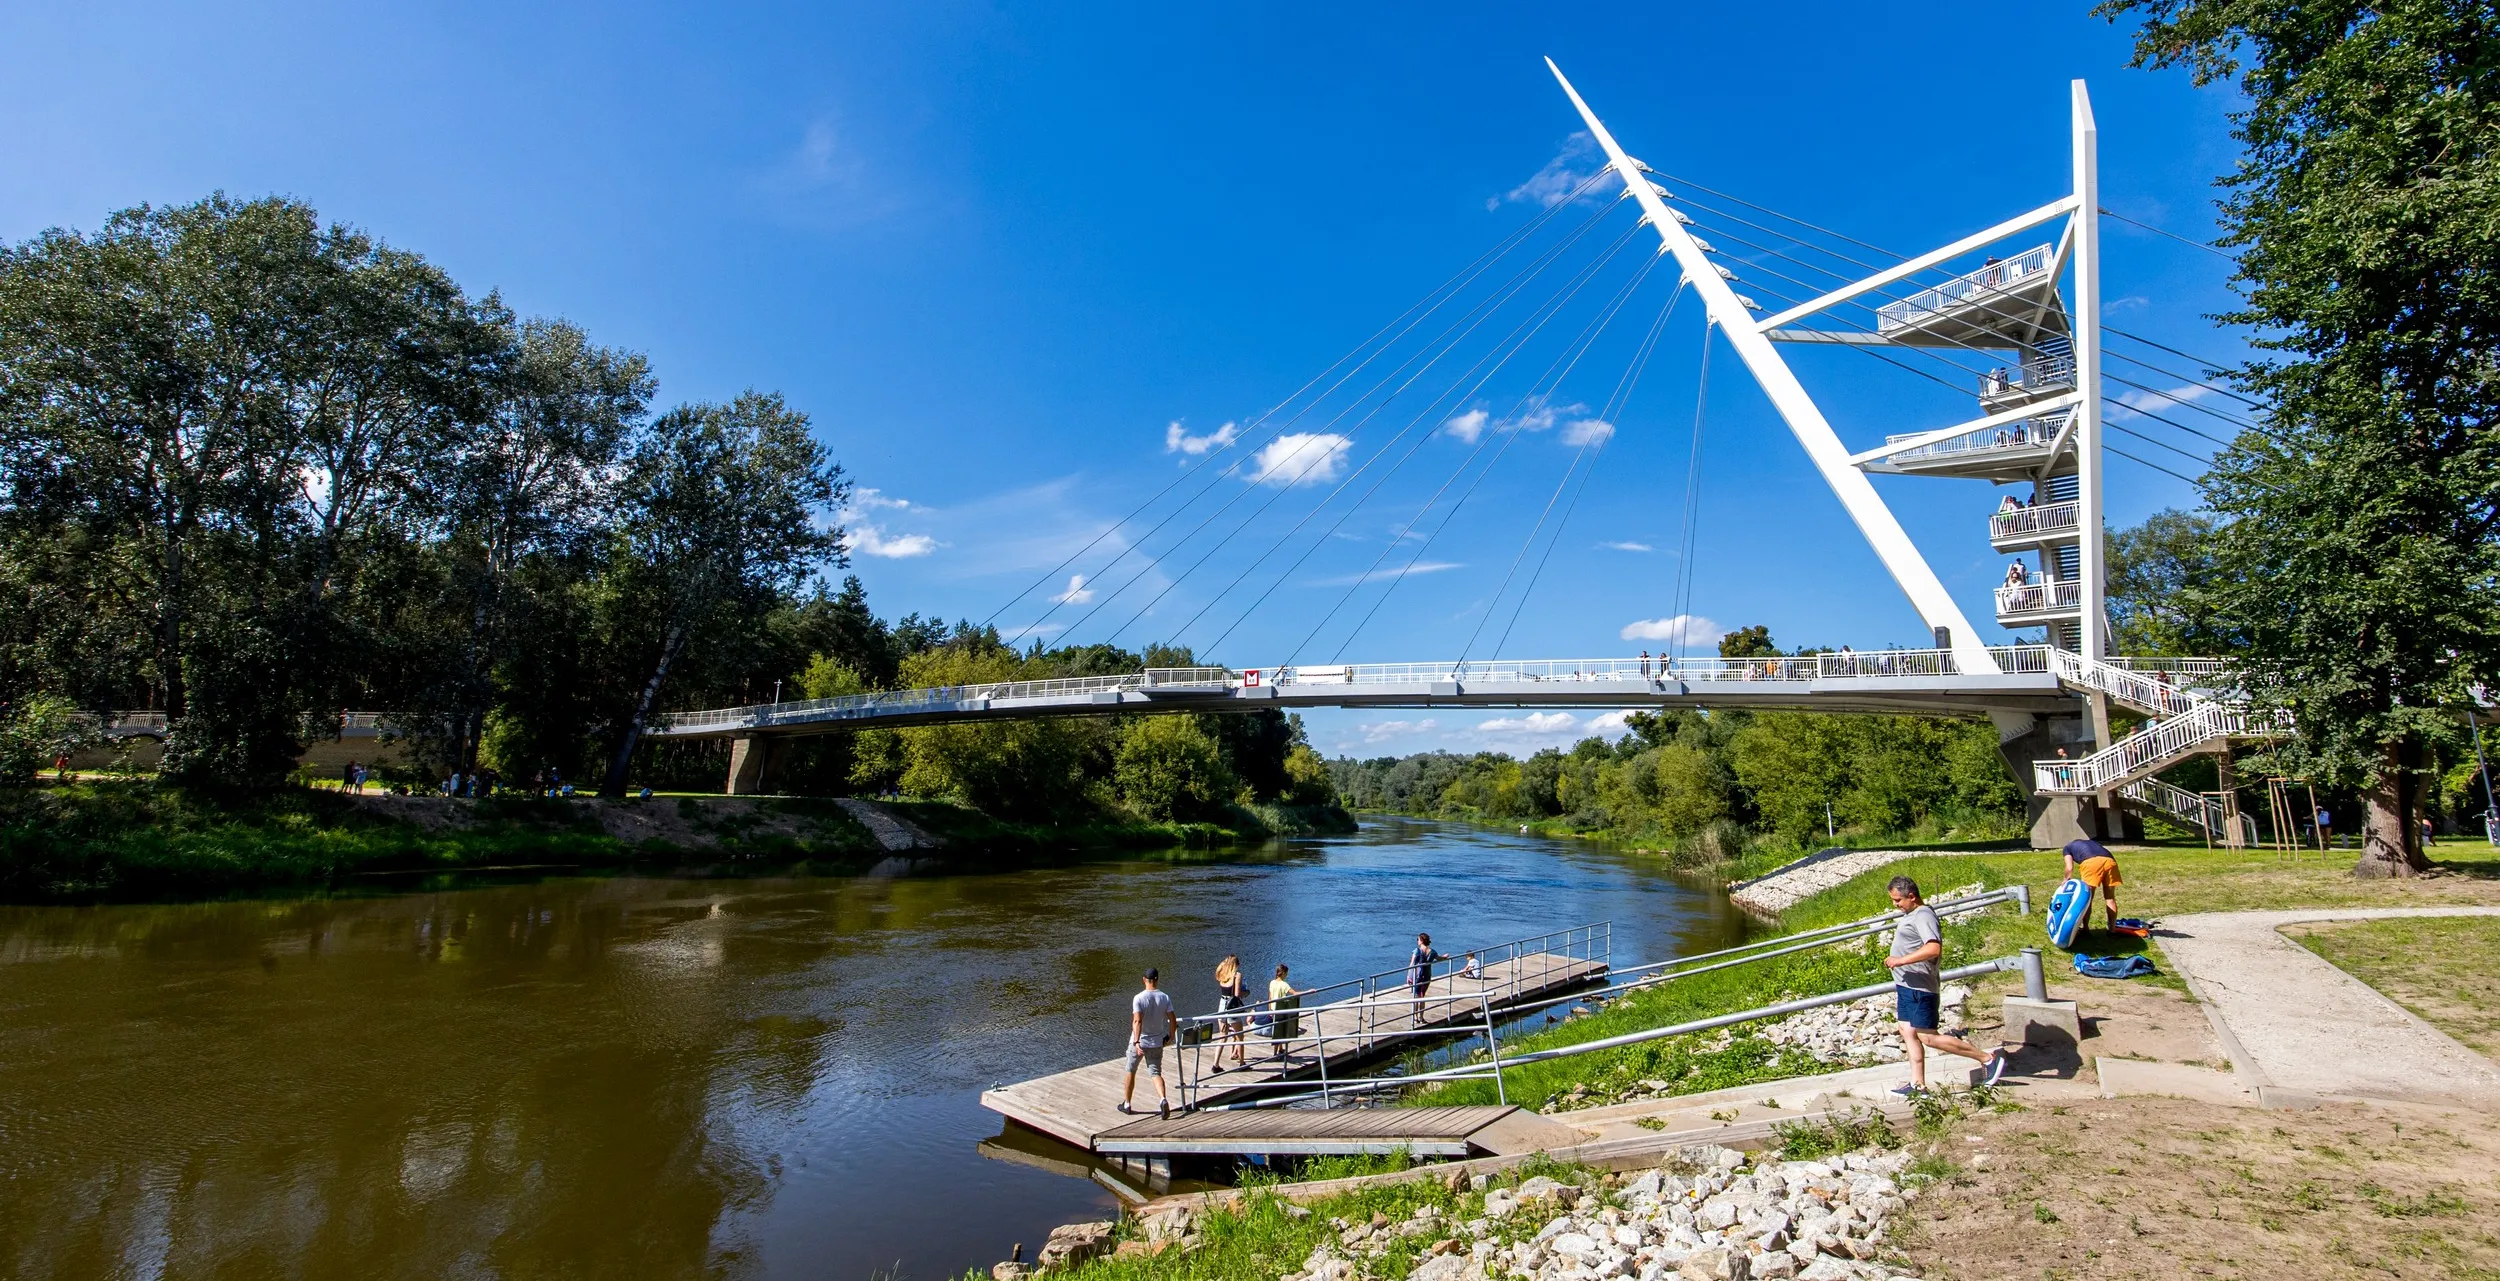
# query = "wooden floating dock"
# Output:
<box><xmin>980</xmin><ymin>947</ymin><xmax>1607</xmax><ymax>1155</ymax></box>
<box><xmin>1094</xmin><ymin>1104</ymin><xmax>1582</xmax><ymax>1157</ymax></box>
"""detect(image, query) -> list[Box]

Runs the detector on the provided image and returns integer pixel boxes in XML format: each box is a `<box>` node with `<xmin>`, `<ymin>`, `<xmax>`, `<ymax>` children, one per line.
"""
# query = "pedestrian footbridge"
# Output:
<box><xmin>653</xmin><ymin>646</ymin><xmax>2286</xmax><ymax>838</ymax></box>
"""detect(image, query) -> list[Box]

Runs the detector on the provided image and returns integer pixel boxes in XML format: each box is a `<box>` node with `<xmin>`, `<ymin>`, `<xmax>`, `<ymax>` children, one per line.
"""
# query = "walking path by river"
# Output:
<box><xmin>2158</xmin><ymin>907</ymin><xmax>2500</xmax><ymax>1111</ymax></box>
<box><xmin>0</xmin><ymin>818</ymin><xmax>1748</xmax><ymax>1280</ymax></box>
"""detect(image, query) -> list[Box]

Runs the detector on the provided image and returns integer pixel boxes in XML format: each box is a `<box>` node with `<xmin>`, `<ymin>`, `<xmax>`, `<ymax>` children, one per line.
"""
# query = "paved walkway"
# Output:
<box><xmin>2157</xmin><ymin>907</ymin><xmax>2500</xmax><ymax>1111</ymax></box>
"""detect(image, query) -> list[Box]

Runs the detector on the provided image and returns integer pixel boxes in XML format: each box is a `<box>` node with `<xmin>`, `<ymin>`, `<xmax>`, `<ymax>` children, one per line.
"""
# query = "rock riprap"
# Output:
<box><xmin>1286</xmin><ymin>1145</ymin><xmax>1927</xmax><ymax>1281</ymax></box>
<box><xmin>1759</xmin><ymin>984</ymin><xmax>1971</xmax><ymax>1066</ymax></box>
<box><xmin>1002</xmin><ymin>1141</ymin><xmax>1930</xmax><ymax>1280</ymax></box>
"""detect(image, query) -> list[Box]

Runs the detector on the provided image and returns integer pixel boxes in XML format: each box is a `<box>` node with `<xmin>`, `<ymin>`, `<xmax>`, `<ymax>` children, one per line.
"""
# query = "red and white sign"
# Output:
<box><xmin>1242</xmin><ymin>669</ymin><xmax>1262</xmax><ymax>687</ymax></box>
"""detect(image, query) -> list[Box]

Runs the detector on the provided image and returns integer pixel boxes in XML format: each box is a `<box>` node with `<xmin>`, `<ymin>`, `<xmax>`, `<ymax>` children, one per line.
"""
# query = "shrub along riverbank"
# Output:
<box><xmin>0</xmin><ymin>780</ymin><xmax>1353</xmax><ymax>903</ymax></box>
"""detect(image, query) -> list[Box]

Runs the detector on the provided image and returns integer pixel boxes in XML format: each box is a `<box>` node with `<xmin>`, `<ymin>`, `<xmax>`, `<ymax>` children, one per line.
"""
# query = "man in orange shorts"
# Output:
<box><xmin>2063</xmin><ymin>838</ymin><xmax>2123</xmax><ymax>931</ymax></box>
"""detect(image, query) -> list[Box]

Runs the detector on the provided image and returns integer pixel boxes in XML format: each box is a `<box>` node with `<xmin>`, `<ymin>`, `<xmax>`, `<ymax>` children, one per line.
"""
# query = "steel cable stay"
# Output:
<box><xmin>1482</xmin><ymin>272</ymin><xmax>1685</xmax><ymax>664</ymax></box>
<box><xmin>1648</xmin><ymin>174</ymin><xmax>2272</xmax><ymax>414</ymax></box>
<box><xmin>1219</xmin><ymin>247</ymin><xmax>1668</xmax><ymax>666</ymax></box>
<box><xmin>1087</xmin><ymin>221</ymin><xmax>1652</xmax><ymax>650</ymax></box>
<box><xmin>1675</xmin><ymin>218</ymin><xmax>2285</xmax><ymax>473</ymax></box>
<box><xmin>1263</xmin><ymin>253</ymin><xmax>1673</xmax><ymax>668</ymax></box>
<box><xmin>1311</xmin><ymin>264</ymin><xmax>1681</xmax><ymax>667</ymax></box>
<box><xmin>1667</xmin><ymin>323</ymin><xmax>1713</xmax><ymax>668</ymax></box>
<box><xmin>980</xmin><ymin>171</ymin><xmax>1611</xmax><ymax>639</ymax></box>
<box><xmin>1033</xmin><ymin>193</ymin><xmax>1627</xmax><ymax>646</ymax></box>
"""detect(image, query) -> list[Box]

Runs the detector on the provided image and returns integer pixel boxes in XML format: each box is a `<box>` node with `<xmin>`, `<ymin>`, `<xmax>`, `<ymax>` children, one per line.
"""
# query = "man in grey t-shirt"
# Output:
<box><xmin>1883</xmin><ymin>877</ymin><xmax>2005</xmax><ymax>1094</ymax></box>
<box><xmin>1118</xmin><ymin>968</ymin><xmax>1180</xmax><ymax>1117</ymax></box>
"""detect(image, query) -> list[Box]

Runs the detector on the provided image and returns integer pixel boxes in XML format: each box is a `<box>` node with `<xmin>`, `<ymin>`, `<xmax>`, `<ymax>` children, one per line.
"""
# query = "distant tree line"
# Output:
<box><xmin>1329</xmin><ymin>628</ymin><xmax>2025</xmax><ymax>863</ymax></box>
<box><xmin>0</xmin><ymin>194</ymin><xmax>1332</xmax><ymax>823</ymax></box>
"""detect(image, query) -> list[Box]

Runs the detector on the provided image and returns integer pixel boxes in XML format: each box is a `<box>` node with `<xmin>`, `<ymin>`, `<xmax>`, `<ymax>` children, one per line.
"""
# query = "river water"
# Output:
<box><xmin>0</xmin><ymin>818</ymin><xmax>1750</xmax><ymax>1280</ymax></box>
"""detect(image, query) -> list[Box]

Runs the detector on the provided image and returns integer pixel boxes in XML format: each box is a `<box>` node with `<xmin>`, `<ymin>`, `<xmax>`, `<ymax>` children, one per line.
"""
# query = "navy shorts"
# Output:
<box><xmin>1895</xmin><ymin>985</ymin><xmax>1940</xmax><ymax>1031</ymax></box>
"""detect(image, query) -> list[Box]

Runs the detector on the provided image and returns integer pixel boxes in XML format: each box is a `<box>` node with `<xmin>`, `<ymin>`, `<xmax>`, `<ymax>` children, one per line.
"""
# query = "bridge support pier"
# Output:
<box><xmin>1994</xmin><ymin>711</ymin><xmax>2140</xmax><ymax>849</ymax></box>
<box><xmin>726</xmin><ymin>734</ymin><xmax>785</xmax><ymax>796</ymax></box>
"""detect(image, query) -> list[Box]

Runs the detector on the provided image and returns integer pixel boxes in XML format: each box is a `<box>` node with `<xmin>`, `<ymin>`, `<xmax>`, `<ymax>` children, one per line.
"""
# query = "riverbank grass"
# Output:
<box><xmin>0</xmin><ymin>781</ymin><xmax>1357</xmax><ymax>902</ymax></box>
<box><xmin>2284</xmin><ymin>914</ymin><xmax>2500</xmax><ymax>1056</ymax></box>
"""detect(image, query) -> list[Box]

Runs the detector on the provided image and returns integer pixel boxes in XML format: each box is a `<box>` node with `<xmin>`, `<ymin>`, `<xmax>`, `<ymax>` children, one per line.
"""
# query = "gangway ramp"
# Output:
<box><xmin>979</xmin><ymin>927</ymin><xmax>1609</xmax><ymax>1153</ymax></box>
<box><xmin>1093</xmin><ymin>1104</ymin><xmax>1580</xmax><ymax>1157</ymax></box>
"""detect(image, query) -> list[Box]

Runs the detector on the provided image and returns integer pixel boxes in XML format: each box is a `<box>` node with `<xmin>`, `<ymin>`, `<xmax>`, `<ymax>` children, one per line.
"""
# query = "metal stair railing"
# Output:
<box><xmin>2117</xmin><ymin>776</ymin><xmax>2226</xmax><ymax>838</ymax></box>
<box><xmin>2048</xmin><ymin>649</ymin><xmax>2204</xmax><ymax>717</ymax></box>
<box><xmin>2036</xmin><ymin>701</ymin><xmax>2291</xmax><ymax>795</ymax></box>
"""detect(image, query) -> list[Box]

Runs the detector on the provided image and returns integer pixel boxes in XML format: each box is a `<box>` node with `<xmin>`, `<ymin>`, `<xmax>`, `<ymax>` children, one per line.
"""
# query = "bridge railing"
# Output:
<box><xmin>1989</xmin><ymin>499</ymin><xmax>2080</xmax><ymax>543</ymax></box>
<box><xmin>652</xmin><ymin>667</ymin><xmax>1233</xmax><ymax>734</ymax></box>
<box><xmin>1877</xmin><ymin>243</ymin><xmax>2052</xmax><ymax>332</ymax></box>
<box><xmin>1275</xmin><ymin>646</ymin><xmax>2052</xmax><ymax>686</ymax></box>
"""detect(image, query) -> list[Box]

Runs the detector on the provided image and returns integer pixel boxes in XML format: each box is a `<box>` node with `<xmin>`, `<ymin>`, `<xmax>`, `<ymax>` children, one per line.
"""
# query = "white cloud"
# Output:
<box><xmin>849</xmin><ymin>487</ymin><xmax>912</xmax><ymax>511</ymax></box>
<box><xmin>1357</xmin><ymin>718</ymin><xmax>1438</xmax><ymax>744</ymax></box>
<box><xmin>2110</xmin><ymin>383</ymin><xmax>2226</xmax><ymax>423</ymax></box>
<box><xmin>752</xmin><ymin>115</ymin><xmax>907</xmax><ymax>230</ymax></box>
<box><xmin>1246</xmin><ymin>432</ymin><xmax>1353</xmax><ymax>486</ymax></box>
<box><xmin>1050</xmin><ymin>574</ymin><xmax>1094</xmax><ymax>605</ymax></box>
<box><xmin>1314</xmin><ymin>560</ymin><xmax>1463</xmax><ymax>588</ymax></box>
<box><xmin>1165</xmin><ymin>420</ymin><xmax>1240</xmax><ymax>457</ymax></box>
<box><xmin>1561</xmin><ymin>418</ymin><xmax>1615</xmax><ymax>447</ymax></box>
<box><xmin>1443</xmin><ymin>409</ymin><xmax>1490</xmax><ymax>444</ymax></box>
<box><xmin>2104</xmin><ymin>295</ymin><xmax>2151</xmax><ymax>312</ymax></box>
<box><xmin>1586</xmin><ymin>711</ymin><xmax>1633</xmax><ymax>735</ymax></box>
<box><xmin>1477</xmin><ymin>711</ymin><xmax>1582</xmax><ymax>735</ymax></box>
<box><xmin>1600</xmin><ymin>540</ymin><xmax>1653</xmax><ymax>552</ymax></box>
<box><xmin>845</xmin><ymin>524</ymin><xmax>937</xmax><ymax>559</ymax></box>
<box><xmin>1619</xmin><ymin>614</ymin><xmax>1722</xmax><ymax>646</ymax></box>
<box><xmin>1492</xmin><ymin>133</ymin><xmax>1604</xmax><ymax>210</ymax></box>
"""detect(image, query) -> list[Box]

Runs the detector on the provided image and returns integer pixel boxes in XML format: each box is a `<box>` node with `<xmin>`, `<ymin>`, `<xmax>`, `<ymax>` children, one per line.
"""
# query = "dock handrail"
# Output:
<box><xmin>1175</xmin><ymin>886</ymin><xmax>2026</xmax><ymax>1111</ymax></box>
<box><xmin>1207</xmin><ymin>954</ymin><xmax>2029</xmax><ymax>1113</ymax></box>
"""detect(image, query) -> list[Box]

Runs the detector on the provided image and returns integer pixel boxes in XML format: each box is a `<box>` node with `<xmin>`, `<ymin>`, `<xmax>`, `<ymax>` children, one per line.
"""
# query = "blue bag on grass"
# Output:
<box><xmin>2072</xmin><ymin>954</ymin><xmax>2158</xmax><ymax>979</ymax></box>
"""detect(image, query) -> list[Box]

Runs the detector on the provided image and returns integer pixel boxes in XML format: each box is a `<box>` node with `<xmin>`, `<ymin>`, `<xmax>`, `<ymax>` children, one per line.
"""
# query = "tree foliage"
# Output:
<box><xmin>2100</xmin><ymin>0</ymin><xmax>2500</xmax><ymax>875</ymax></box>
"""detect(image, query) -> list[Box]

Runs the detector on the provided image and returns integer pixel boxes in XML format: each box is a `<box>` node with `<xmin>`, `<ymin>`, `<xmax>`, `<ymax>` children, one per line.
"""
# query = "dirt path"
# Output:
<box><xmin>2157</xmin><ymin>907</ymin><xmax>2500</xmax><ymax>1111</ymax></box>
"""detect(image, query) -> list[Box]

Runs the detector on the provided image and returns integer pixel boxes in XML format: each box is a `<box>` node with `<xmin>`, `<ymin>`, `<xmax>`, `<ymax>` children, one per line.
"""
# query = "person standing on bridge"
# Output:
<box><xmin>1407</xmin><ymin>932</ymin><xmax>1449</xmax><ymax>1022</ymax></box>
<box><xmin>1117</xmin><ymin>968</ymin><xmax>1178</xmax><ymax>1117</ymax></box>
<box><xmin>1883</xmin><ymin>876</ymin><xmax>2006</xmax><ymax>1095</ymax></box>
<box><xmin>1640</xmin><ymin>650</ymin><xmax>1652</xmax><ymax>680</ymax></box>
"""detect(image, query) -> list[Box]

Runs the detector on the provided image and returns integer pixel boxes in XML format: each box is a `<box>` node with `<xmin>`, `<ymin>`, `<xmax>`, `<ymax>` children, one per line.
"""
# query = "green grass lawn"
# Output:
<box><xmin>2282</xmin><ymin>914</ymin><xmax>2500</xmax><ymax>1057</ymax></box>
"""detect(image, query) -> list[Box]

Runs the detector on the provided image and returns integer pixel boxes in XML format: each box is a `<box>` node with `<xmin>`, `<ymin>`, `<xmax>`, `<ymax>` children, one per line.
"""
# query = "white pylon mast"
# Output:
<box><xmin>1547</xmin><ymin>60</ymin><xmax>2000</xmax><ymax>676</ymax></box>
<box><xmin>1548</xmin><ymin>62</ymin><xmax>2109</xmax><ymax>683</ymax></box>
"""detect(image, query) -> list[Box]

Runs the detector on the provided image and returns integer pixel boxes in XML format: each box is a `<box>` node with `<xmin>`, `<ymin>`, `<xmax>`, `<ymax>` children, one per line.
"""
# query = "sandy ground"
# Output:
<box><xmin>1888</xmin><ymin>1095</ymin><xmax>2500</xmax><ymax>1280</ymax></box>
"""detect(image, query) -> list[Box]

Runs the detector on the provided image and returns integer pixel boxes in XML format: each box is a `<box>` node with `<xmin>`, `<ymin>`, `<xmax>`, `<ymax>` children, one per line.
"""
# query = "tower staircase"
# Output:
<box><xmin>2037</xmin><ymin>651</ymin><xmax>2289</xmax><ymax>838</ymax></box>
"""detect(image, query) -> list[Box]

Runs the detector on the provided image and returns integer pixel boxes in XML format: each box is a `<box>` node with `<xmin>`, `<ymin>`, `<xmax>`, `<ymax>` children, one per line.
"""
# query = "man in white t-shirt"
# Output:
<box><xmin>1118</xmin><ymin>968</ymin><xmax>1180</xmax><ymax>1117</ymax></box>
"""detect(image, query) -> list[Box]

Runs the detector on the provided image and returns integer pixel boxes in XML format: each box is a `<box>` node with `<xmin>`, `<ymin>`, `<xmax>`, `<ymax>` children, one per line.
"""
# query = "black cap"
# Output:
<box><xmin>1143</xmin><ymin>967</ymin><xmax>1159</xmax><ymax>981</ymax></box>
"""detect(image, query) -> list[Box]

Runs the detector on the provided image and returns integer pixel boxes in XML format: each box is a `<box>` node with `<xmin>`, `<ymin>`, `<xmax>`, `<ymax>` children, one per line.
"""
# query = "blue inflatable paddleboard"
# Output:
<box><xmin>2045</xmin><ymin>877</ymin><xmax>2094</xmax><ymax>950</ymax></box>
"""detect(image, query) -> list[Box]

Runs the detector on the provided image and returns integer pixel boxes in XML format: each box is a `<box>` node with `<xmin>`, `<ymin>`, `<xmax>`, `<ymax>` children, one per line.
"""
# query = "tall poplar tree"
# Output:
<box><xmin>2100</xmin><ymin>1</ymin><xmax>2500</xmax><ymax>876</ymax></box>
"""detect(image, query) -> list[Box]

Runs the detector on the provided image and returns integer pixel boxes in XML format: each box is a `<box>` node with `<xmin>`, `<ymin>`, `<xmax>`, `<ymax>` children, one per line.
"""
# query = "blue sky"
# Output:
<box><xmin>2</xmin><ymin>3</ymin><xmax>2248</xmax><ymax>758</ymax></box>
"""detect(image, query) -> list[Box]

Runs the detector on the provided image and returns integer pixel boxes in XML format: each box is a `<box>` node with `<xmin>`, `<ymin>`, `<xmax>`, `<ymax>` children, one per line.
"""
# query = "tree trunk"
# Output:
<box><xmin>2354</xmin><ymin>740</ymin><xmax>2434</xmax><ymax>879</ymax></box>
<box><xmin>601</xmin><ymin>625</ymin><xmax>683</xmax><ymax>798</ymax></box>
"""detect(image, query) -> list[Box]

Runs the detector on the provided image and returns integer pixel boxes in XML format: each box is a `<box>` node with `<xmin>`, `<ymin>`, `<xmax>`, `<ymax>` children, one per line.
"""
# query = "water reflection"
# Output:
<box><xmin>0</xmin><ymin>820</ymin><xmax>1749</xmax><ymax>1279</ymax></box>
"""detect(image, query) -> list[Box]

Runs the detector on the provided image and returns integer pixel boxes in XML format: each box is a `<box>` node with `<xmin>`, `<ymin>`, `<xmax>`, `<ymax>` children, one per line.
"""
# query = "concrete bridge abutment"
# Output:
<box><xmin>725</xmin><ymin>734</ymin><xmax>787</xmax><ymax>796</ymax></box>
<box><xmin>1992</xmin><ymin>710</ymin><xmax>2140</xmax><ymax>849</ymax></box>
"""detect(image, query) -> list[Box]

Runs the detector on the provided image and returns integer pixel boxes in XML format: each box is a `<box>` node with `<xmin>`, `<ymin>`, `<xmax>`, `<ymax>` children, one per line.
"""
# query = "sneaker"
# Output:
<box><xmin>1984</xmin><ymin>1049</ymin><xmax>2010</xmax><ymax>1086</ymax></box>
<box><xmin>1158</xmin><ymin>1100</ymin><xmax>1170</xmax><ymax>1118</ymax></box>
<box><xmin>1889</xmin><ymin>1083</ymin><xmax>1925</xmax><ymax>1098</ymax></box>
<box><xmin>1115</xmin><ymin>1102</ymin><xmax>1134</xmax><ymax>1115</ymax></box>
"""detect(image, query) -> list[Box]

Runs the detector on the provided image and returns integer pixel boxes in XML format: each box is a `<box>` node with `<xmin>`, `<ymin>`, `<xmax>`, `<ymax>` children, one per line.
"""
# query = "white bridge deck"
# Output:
<box><xmin>648</xmin><ymin>646</ymin><xmax>2231</xmax><ymax>739</ymax></box>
